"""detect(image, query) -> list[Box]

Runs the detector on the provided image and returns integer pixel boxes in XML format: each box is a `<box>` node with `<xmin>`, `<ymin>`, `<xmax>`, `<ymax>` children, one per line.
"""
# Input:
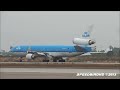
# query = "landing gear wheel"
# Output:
<box><xmin>59</xmin><ymin>59</ymin><xmax>65</xmax><ymax>62</ymax></box>
<box><xmin>63</xmin><ymin>60</ymin><xmax>65</xmax><ymax>62</ymax></box>
<box><xmin>43</xmin><ymin>60</ymin><xmax>49</xmax><ymax>62</ymax></box>
<box><xmin>53</xmin><ymin>60</ymin><xmax>57</xmax><ymax>62</ymax></box>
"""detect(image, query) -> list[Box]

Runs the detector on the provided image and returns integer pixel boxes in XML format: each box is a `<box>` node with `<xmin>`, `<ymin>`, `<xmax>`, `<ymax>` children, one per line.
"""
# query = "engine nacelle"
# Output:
<box><xmin>73</xmin><ymin>38</ymin><xmax>95</xmax><ymax>45</ymax></box>
<box><xmin>26</xmin><ymin>54</ymin><xmax>35</xmax><ymax>59</ymax></box>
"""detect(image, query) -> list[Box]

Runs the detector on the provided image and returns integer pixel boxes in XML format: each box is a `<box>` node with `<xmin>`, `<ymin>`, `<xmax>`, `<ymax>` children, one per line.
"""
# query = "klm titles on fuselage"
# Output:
<box><xmin>10</xmin><ymin>45</ymin><xmax>92</xmax><ymax>53</ymax></box>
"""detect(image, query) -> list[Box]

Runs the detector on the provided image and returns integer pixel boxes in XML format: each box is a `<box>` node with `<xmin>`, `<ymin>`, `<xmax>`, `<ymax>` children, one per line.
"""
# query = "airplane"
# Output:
<box><xmin>9</xmin><ymin>29</ymin><xmax>96</xmax><ymax>62</ymax></box>
<box><xmin>9</xmin><ymin>44</ymin><xmax>95</xmax><ymax>62</ymax></box>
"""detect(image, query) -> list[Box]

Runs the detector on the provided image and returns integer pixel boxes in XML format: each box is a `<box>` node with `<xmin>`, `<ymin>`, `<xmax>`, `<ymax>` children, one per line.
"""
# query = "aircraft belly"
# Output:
<box><xmin>48</xmin><ymin>52</ymin><xmax>83</xmax><ymax>57</ymax></box>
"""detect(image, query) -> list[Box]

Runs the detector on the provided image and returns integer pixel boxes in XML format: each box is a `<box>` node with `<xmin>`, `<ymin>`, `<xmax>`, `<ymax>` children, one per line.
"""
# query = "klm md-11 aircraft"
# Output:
<box><xmin>9</xmin><ymin>30</ymin><xmax>96</xmax><ymax>62</ymax></box>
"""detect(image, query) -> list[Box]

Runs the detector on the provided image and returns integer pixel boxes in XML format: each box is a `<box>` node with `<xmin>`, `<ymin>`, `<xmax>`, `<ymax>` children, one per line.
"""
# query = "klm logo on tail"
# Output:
<box><xmin>82</xmin><ymin>32</ymin><xmax>90</xmax><ymax>38</ymax></box>
<box><xmin>82</xmin><ymin>24</ymin><xmax>94</xmax><ymax>38</ymax></box>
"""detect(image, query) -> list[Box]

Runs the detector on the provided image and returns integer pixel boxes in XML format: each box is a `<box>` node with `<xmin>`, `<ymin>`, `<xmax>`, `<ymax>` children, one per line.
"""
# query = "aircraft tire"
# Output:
<box><xmin>53</xmin><ymin>60</ymin><xmax>57</xmax><ymax>62</ymax></box>
<box><xmin>63</xmin><ymin>60</ymin><xmax>65</xmax><ymax>62</ymax></box>
<box><xmin>59</xmin><ymin>60</ymin><xmax>65</xmax><ymax>62</ymax></box>
<box><xmin>43</xmin><ymin>60</ymin><xmax>49</xmax><ymax>62</ymax></box>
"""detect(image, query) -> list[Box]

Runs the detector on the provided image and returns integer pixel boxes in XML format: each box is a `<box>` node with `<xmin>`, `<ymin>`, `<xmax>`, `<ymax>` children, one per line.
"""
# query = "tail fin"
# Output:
<box><xmin>82</xmin><ymin>24</ymin><xmax>94</xmax><ymax>38</ymax></box>
<box><xmin>82</xmin><ymin>32</ymin><xmax>90</xmax><ymax>38</ymax></box>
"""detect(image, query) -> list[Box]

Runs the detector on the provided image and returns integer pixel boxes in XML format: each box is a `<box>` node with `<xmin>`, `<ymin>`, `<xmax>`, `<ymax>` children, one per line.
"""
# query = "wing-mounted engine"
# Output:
<box><xmin>26</xmin><ymin>51</ymin><xmax>47</xmax><ymax>60</ymax></box>
<box><xmin>73</xmin><ymin>38</ymin><xmax>95</xmax><ymax>45</ymax></box>
<box><xmin>26</xmin><ymin>53</ymin><xmax>35</xmax><ymax>59</ymax></box>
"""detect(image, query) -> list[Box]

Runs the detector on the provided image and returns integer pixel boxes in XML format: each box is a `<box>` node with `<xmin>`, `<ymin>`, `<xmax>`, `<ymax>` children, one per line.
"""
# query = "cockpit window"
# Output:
<box><xmin>10</xmin><ymin>46</ymin><xmax>14</xmax><ymax>49</ymax></box>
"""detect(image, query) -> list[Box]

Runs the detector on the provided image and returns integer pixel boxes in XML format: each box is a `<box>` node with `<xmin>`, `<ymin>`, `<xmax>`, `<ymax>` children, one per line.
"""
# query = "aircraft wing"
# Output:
<box><xmin>80</xmin><ymin>52</ymin><xmax>91</xmax><ymax>56</ymax></box>
<box><xmin>80</xmin><ymin>51</ymin><xmax>110</xmax><ymax>56</ymax></box>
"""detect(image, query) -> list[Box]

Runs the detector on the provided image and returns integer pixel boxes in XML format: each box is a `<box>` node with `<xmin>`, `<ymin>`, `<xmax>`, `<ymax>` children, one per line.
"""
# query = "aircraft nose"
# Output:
<box><xmin>9</xmin><ymin>49</ymin><xmax>12</xmax><ymax>52</ymax></box>
<box><xmin>9</xmin><ymin>48</ymin><xmax>14</xmax><ymax>52</ymax></box>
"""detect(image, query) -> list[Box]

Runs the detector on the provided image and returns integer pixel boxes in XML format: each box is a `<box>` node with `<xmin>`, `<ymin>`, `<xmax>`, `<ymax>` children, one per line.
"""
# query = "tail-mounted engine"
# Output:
<box><xmin>73</xmin><ymin>38</ymin><xmax>95</xmax><ymax>45</ymax></box>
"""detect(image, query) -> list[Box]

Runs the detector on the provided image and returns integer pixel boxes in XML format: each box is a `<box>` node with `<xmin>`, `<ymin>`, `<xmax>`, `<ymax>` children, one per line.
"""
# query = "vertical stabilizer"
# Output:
<box><xmin>82</xmin><ymin>24</ymin><xmax>94</xmax><ymax>39</ymax></box>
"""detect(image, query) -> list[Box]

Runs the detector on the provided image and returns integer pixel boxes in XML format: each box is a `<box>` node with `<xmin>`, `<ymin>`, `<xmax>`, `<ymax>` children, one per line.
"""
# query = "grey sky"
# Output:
<box><xmin>0</xmin><ymin>11</ymin><xmax>119</xmax><ymax>51</ymax></box>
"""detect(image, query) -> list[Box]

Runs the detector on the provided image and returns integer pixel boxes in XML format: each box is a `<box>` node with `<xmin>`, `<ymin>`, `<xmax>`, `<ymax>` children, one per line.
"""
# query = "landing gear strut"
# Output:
<box><xmin>52</xmin><ymin>57</ymin><xmax>65</xmax><ymax>62</ymax></box>
<box><xmin>59</xmin><ymin>59</ymin><xmax>65</xmax><ymax>62</ymax></box>
<box><xmin>43</xmin><ymin>60</ymin><xmax>49</xmax><ymax>62</ymax></box>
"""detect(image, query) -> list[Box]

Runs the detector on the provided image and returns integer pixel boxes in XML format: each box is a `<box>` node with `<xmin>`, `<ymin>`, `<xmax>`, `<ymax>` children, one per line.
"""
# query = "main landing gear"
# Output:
<box><xmin>52</xmin><ymin>57</ymin><xmax>66</xmax><ymax>62</ymax></box>
<box><xmin>43</xmin><ymin>57</ymin><xmax>66</xmax><ymax>62</ymax></box>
